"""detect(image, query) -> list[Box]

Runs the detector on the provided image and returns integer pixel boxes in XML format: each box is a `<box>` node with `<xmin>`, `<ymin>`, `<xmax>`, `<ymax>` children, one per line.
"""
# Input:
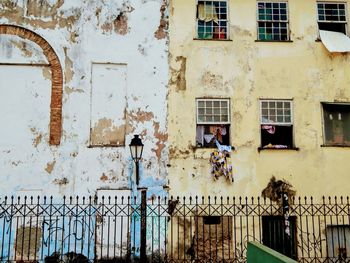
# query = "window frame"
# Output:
<box><xmin>321</xmin><ymin>102</ymin><xmax>350</xmax><ymax>147</ymax></box>
<box><xmin>195</xmin><ymin>0</ymin><xmax>230</xmax><ymax>40</ymax></box>
<box><xmin>196</xmin><ymin>98</ymin><xmax>231</xmax><ymax>125</ymax></box>
<box><xmin>196</xmin><ymin>98</ymin><xmax>231</xmax><ymax>148</ymax></box>
<box><xmin>259</xmin><ymin>99</ymin><xmax>295</xmax><ymax>150</ymax></box>
<box><xmin>317</xmin><ymin>1</ymin><xmax>348</xmax><ymax>35</ymax></box>
<box><xmin>256</xmin><ymin>1</ymin><xmax>291</xmax><ymax>41</ymax></box>
<box><xmin>260</xmin><ymin>99</ymin><xmax>293</xmax><ymax>126</ymax></box>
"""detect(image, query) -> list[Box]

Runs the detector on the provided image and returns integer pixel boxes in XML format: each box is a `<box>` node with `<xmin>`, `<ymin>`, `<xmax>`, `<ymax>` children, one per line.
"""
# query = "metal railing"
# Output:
<box><xmin>0</xmin><ymin>195</ymin><xmax>349</xmax><ymax>262</ymax></box>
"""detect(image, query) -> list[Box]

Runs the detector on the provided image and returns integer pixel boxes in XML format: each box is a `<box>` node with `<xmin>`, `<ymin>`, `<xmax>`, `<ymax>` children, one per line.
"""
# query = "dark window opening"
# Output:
<box><xmin>262</xmin><ymin>216</ymin><xmax>298</xmax><ymax>260</ymax></box>
<box><xmin>261</xmin><ymin>125</ymin><xmax>293</xmax><ymax>149</ymax></box>
<box><xmin>318</xmin><ymin>22</ymin><xmax>346</xmax><ymax>34</ymax></box>
<box><xmin>317</xmin><ymin>3</ymin><xmax>347</xmax><ymax>34</ymax></box>
<box><xmin>196</xmin><ymin>124</ymin><xmax>230</xmax><ymax>148</ymax></box>
<box><xmin>203</xmin><ymin>216</ymin><xmax>221</xmax><ymax>225</ymax></box>
<box><xmin>323</xmin><ymin>104</ymin><xmax>350</xmax><ymax>146</ymax></box>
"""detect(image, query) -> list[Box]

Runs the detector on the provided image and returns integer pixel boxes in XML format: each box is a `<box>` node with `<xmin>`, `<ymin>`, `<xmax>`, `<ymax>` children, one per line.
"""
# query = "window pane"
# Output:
<box><xmin>261</xmin><ymin>100</ymin><xmax>292</xmax><ymax>124</ymax></box>
<box><xmin>284</xmin><ymin>102</ymin><xmax>290</xmax><ymax>109</ymax></box>
<box><xmin>197</xmin><ymin>99</ymin><xmax>229</xmax><ymax>124</ymax></box>
<box><xmin>197</xmin><ymin>1</ymin><xmax>228</xmax><ymax>40</ymax></box>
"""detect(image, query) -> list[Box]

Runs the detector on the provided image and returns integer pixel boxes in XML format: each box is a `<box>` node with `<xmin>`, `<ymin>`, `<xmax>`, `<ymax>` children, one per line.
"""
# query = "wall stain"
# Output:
<box><xmin>201</xmin><ymin>71</ymin><xmax>223</xmax><ymax>88</ymax></box>
<box><xmin>30</xmin><ymin>127</ymin><xmax>44</xmax><ymax>147</ymax></box>
<box><xmin>15</xmin><ymin>226</ymin><xmax>42</xmax><ymax>260</ymax></box>
<box><xmin>100</xmin><ymin>173</ymin><xmax>108</xmax><ymax>182</ymax></box>
<box><xmin>169</xmin><ymin>146</ymin><xmax>190</xmax><ymax>159</ymax></box>
<box><xmin>127</xmin><ymin>109</ymin><xmax>154</xmax><ymax>124</ymax></box>
<box><xmin>63</xmin><ymin>47</ymin><xmax>73</xmax><ymax>83</ymax></box>
<box><xmin>42</xmin><ymin>67</ymin><xmax>51</xmax><ymax>80</ymax></box>
<box><xmin>64</xmin><ymin>86</ymin><xmax>84</xmax><ymax>95</ymax></box>
<box><xmin>10</xmin><ymin>40</ymin><xmax>33</xmax><ymax>57</ymax></box>
<box><xmin>53</xmin><ymin>177</ymin><xmax>69</xmax><ymax>185</ymax></box>
<box><xmin>114</xmin><ymin>12</ymin><xmax>128</xmax><ymax>35</ymax></box>
<box><xmin>45</xmin><ymin>160</ymin><xmax>56</xmax><ymax>174</ymax></box>
<box><xmin>154</xmin><ymin>0</ymin><xmax>168</xmax><ymax>40</ymax></box>
<box><xmin>0</xmin><ymin>1</ymin><xmax>80</xmax><ymax>30</ymax></box>
<box><xmin>91</xmin><ymin>118</ymin><xmax>125</xmax><ymax>146</ymax></box>
<box><xmin>170</xmin><ymin>56</ymin><xmax>186</xmax><ymax>91</ymax></box>
<box><xmin>152</xmin><ymin>121</ymin><xmax>168</xmax><ymax>161</ymax></box>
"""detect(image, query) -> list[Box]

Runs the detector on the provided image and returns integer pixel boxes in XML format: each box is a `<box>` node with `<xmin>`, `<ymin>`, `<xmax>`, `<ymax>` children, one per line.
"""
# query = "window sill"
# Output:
<box><xmin>195</xmin><ymin>146</ymin><xmax>236</xmax><ymax>151</ymax></box>
<box><xmin>193</xmin><ymin>38</ymin><xmax>233</xmax><ymax>42</ymax></box>
<box><xmin>255</xmin><ymin>40</ymin><xmax>293</xmax><ymax>43</ymax></box>
<box><xmin>87</xmin><ymin>144</ymin><xmax>125</xmax><ymax>148</ymax></box>
<box><xmin>321</xmin><ymin>144</ymin><xmax>350</xmax><ymax>148</ymax></box>
<box><xmin>258</xmin><ymin>147</ymin><xmax>299</xmax><ymax>152</ymax></box>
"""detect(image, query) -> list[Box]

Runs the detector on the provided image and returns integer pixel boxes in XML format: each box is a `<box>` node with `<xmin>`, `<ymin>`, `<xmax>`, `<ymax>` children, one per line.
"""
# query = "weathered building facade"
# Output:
<box><xmin>168</xmin><ymin>0</ymin><xmax>350</xmax><ymax>198</ymax></box>
<box><xmin>0</xmin><ymin>0</ymin><xmax>169</xmax><ymax>197</ymax></box>
<box><xmin>0</xmin><ymin>0</ymin><xmax>169</xmax><ymax>260</ymax></box>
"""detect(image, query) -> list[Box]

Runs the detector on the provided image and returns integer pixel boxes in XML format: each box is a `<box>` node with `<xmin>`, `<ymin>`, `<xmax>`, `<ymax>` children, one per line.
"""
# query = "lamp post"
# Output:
<box><xmin>129</xmin><ymin>134</ymin><xmax>147</xmax><ymax>261</ymax></box>
<box><xmin>129</xmin><ymin>134</ymin><xmax>144</xmax><ymax>185</ymax></box>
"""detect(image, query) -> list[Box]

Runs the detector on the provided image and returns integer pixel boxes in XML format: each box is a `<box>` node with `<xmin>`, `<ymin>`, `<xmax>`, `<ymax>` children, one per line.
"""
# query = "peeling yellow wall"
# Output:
<box><xmin>168</xmin><ymin>0</ymin><xmax>350</xmax><ymax>198</ymax></box>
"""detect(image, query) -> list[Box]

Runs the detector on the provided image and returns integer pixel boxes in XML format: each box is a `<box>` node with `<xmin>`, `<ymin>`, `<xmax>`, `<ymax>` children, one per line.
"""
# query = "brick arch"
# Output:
<box><xmin>0</xmin><ymin>24</ymin><xmax>62</xmax><ymax>145</ymax></box>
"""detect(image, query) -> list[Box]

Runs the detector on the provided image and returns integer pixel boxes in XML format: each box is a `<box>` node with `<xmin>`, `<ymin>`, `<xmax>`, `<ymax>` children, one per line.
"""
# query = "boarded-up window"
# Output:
<box><xmin>192</xmin><ymin>216</ymin><xmax>233</xmax><ymax>261</ymax></box>
<box><xmin>326</xmin><ymin>225</ymin><xmax>350</xmax><ymax>260</ymax></box>
<box><xmin>323</xmin><ymin>103</ymin><xmax>350</xmax><ymax>146</ymax></box>
<box><xmin>90</xmin><ymin>63</ymin><xmax>127</xmax><ymax>146</ymax></box>
<box><xmin>262</xmin><ymin>215</ymin><xmax>297</xmax><ymax>260</ymax></box>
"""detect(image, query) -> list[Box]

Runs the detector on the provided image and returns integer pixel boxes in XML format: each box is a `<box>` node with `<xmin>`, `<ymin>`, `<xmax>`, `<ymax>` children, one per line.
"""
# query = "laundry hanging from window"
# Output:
<box><xmin>210</xmin><ymin>140</ymin><xmax>233</xmax><ymax>182</ymax></box>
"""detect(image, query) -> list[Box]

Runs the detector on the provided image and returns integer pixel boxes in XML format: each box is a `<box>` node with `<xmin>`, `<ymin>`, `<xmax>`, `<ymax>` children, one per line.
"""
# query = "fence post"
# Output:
<box><xmin>139</xmin><ymin>188</ymin><xmax>147</xmax><ymax>262</ymax></box>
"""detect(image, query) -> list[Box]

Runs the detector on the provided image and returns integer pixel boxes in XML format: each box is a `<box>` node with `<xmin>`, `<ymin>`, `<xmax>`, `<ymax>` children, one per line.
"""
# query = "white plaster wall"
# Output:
<box><xmin>0</xmin><ymin>0</ymin><xmax>169</xmax><ymax>197</ymax></box>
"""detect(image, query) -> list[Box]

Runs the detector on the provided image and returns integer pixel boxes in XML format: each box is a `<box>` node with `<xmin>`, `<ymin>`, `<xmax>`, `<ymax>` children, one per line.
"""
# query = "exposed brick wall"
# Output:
<box><xmin>0</xmin><ymin>24</ymin><xmax>63</xmax><ymax>145</ymax></box>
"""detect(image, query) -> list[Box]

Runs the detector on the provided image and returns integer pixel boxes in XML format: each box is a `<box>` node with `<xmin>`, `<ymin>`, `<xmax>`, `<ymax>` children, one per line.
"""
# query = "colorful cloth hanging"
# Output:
<box><xmin>210</xmin><ymin>140</ymin><xmax>233</xmax><ymax>182</ymax></box>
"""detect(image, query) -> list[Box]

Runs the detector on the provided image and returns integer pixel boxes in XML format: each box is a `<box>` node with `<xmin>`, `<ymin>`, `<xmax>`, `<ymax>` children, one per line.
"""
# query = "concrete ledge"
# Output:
<box><xmin>247</xmin><ymin>241</ymin><xmax>297</xmax><ymax>263</ymax></box>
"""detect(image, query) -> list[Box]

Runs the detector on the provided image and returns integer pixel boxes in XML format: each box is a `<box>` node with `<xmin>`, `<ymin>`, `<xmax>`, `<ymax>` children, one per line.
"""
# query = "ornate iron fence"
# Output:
<box><xmin>0</xmin><ymin>195</ymin><xmax>349</xmax><ymax>262</ymax></box>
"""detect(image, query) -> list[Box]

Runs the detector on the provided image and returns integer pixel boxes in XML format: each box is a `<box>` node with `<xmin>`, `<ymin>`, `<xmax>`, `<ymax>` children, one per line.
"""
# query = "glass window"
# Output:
<box><xmin>257</xmin><ymin>2</ymin><xmax>289</xmax><ymax>41</ymax></box>
<box><xmin>323</xmin><ymin>103</ymin><xmax>350</xmax><ymax>146</ymax></box>
<box><xmin>260</xmin><ymin>99</ymin><xmax>294</xmax><ymax>149</ymax></box>
<box><xmin>197</xmin><ymin>1</ymin><xmax>228</xmax><ymax>40</ymax></box>
<box><xmin>196</xmin><ymin>99</ymin><xmax>230</xmax><ymax>148</ymax></box>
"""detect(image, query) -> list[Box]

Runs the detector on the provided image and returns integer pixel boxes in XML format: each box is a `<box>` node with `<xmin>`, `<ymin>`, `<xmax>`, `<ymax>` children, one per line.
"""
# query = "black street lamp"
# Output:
<box><xmin>129</xmin><ymin>134</ymin><xmax>144</xmax><ymax>185</ymax></box>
